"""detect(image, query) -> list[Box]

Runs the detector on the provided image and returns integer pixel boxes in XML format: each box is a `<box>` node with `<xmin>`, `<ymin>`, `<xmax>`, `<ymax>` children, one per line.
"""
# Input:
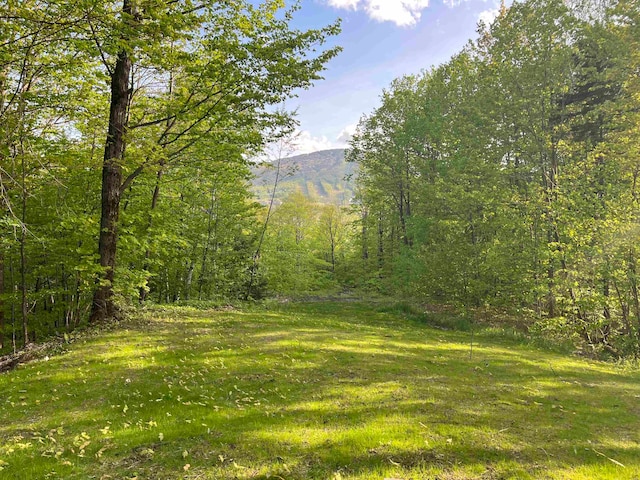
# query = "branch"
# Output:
<box><xmin>129</xmin><ymin>114</ymin><xmax>177</xmax><ymax>130</ymax></box>
<box><xmin>160</xmin><ymin>85</ymin><xmax>241</xmax><ymax>147</ymax></box>
<box><xmin>86</xmin><ymin>12</ymin><xmax>114</xmax><ymax>76</ymax></box>
<box><xmin>119</xmin><ymin>161</ymin><xmax>150</xmax><ymax>194</ymax></box>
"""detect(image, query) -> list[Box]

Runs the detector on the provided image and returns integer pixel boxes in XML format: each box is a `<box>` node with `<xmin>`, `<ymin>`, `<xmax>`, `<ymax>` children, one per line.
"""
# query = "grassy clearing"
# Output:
<box><xmin>0</xmin><ymin>302</ymin><xmax>639</xmax><ymax>479</ymax></box>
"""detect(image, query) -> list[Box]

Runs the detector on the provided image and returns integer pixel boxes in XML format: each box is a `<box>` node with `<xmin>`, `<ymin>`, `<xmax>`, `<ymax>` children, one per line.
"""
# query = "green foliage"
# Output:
<box><xmin>259</xmin><ymin>192</ymin><xmax>356</xmax><ymax>295</ymax></box>
<box><xmin>349</xmin><ymin>0</ymin><xmax>640</xmax><ymax>357</ymax></box>
<box><xmin>0</xmin><ymin>0</ymin><xmax>341</xmax><ymax>349</ymax></box>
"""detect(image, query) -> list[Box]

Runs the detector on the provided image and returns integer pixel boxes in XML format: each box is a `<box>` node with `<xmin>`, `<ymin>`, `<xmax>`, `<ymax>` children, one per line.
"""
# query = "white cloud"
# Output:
<box><xmin>273</xmin><ymin>124</ymin><xmax>359</xmax><ymax>156</ymax></box>
<box><xmin>477</xmin><ymin>7</ymin><xmax>499</xmax><ymax>25</ymax></box>
<box><xmin>326</xmin><ymin>0</ymin><xmax>431</xmax><ymax>27</ymax></box>
<box><xmin>336</xmin><ymin>123</ymin><xmax>358</xmax><ymax>145</ymax></box>
<box><xmin>292</xmin><ymin>130</ymin><xmax>334</xmax><ymax>155</ymax></box>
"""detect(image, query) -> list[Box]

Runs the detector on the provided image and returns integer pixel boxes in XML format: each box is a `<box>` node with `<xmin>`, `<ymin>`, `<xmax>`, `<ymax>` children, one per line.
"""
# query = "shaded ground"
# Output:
<box><xmin>0</xmin><ymin>302</ymin><xmax>639</xmax><ymax>479</ymax></box>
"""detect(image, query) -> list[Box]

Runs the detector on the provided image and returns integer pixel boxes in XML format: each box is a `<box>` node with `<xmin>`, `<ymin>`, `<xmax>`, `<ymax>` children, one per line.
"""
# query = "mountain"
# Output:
<box><xmin>251</xmin><ymin>148</ymin><xmax>356</xmax><ymax>206</ymax></box>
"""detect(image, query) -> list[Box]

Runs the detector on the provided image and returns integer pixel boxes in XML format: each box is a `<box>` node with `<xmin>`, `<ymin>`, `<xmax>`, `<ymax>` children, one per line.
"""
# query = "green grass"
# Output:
<box><xmin>1</xmin><ymin>302</ymin><xmax>639</xmax><ymax>479</ymax></box>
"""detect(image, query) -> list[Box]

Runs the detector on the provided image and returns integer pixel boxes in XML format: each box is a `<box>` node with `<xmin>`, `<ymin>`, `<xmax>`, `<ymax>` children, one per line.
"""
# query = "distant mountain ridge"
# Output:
<box><xmin>251</xmin><ymin>148</ymin><xmax>356</xmax><ymax>206</ymax></box>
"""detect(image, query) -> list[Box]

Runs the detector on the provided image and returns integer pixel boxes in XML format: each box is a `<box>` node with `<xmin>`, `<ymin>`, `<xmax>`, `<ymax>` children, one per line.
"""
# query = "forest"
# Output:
<box><xmin>347</xmin><ymin>0</ymin><xmax>640</xmax><ymax>359</ymax></box>
<box><xmin>3</xmin><ymin>0</ymin><xmax>640</xmax><ymax>359</ymax></box>
<box><xmin>0</xmin><ymin>0</ymin><xmax>342</xmax><ymax>350</ymax></box>
<box><xmin>2</xmin><ymin>0</ymin><xmax>640</xmax><ymax>478</ymax></box>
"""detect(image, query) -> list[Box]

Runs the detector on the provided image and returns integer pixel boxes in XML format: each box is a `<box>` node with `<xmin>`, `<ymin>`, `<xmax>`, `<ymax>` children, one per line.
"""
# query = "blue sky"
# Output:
<box><xmin>282</xmin><ymin>0</ymin><xmax>503</xmax><ymax>154</ymax></box>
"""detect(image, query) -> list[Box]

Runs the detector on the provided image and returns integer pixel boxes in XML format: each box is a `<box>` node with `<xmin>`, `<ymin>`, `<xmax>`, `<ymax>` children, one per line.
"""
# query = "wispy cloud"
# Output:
<box><xmin>326</xmin><ymin>0</ymin><xmax>431</xmax><ymax>27</ymax></box>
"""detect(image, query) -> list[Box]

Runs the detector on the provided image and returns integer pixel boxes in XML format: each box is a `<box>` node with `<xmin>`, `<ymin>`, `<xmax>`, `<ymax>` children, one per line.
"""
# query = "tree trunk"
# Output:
<box><xmin>19</xmin><ymin>143</ymin><xmax>28</xmax><ymax>346</ymax></box>
<box><xmin>330</xmin><ymin>229</ymin><xmax>336</xmax><ymax>274</ymax></box>
<box><xmin>20</xmin><ymin>218</ymin><xmax>28</xmax><ymax>347</ymax></box>
<box><xmin>395</xmin><ymin>188</ymin><xmax>410</xmax><ymax>247</ymax></box>
<box><xmin>0</xmin><ymin>251</ymin><xmax>4</xmax><ymax>350</ymax></box>
<box><xmin>90</xmin><ymin>0</ymin><xmax>133</xmax><ymax>323</ymax></box>
<box><xmin>139</xmin><ymin>165</ymin><xmax>164</xmax><ymax>304</ymax></box>
<box><xmin>197</xmin><ymin>187</ymin><xmax>217</xmax><ymax>300</ymax></box>
<box><xmin>0</xmin><ymin>67</ymin><xmax>5</xmax><ymax>350</ymax></box>
<box><xmin>9</xmin><ymin>254</ymin><xmax>16</xmax><ymax>354</ymax></box>
<box><xmin>245</xmin><ymin>145</ymin><xmax>285</xmax><ymax>300</ymax></box>
<box><xmin>628</xmin><ymin>252</ymin><xmax>640</xmax><ymax>341</ymax></box>
<box><xmin>603</xmin><ymin>277</ymin><xmax>611</xmax><ymax>321</ymax></box>
<box><xmin>185</xmin><ymin>260</ymin><xmax>194</xmax><ymax>300</ymax></box>
<box><xmin>361</xmin><ymin>207</ymin><xmax>368</xmax><ymax>261</ymax></box>
<box><xmin>377</xmin><ymin>213</ymin><xmax>384</xmax><ymax>269</ymax></box>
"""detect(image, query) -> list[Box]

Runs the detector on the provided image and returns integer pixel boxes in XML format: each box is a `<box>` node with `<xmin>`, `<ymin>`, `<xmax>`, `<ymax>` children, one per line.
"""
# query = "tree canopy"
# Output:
<box><xmin>0</xmin><ymin>0</ymin><xmax>340</xmax><ymax>348</ymax></box>
<box><xmin>347</xmin><ymin>0</ymin><xmax>640</xmax><ymax>357</ymax></box>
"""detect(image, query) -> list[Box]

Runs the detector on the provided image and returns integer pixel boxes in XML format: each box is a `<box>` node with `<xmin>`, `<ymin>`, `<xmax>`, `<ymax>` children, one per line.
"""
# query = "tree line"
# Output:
<box><xmin>0</xmin><ymin>0</ymin><xmax>340</xmax><ymax>352</ymax></box>
<box><xmin>348</xmin><ymin>0</ymin><xmax>640</xmax><ymax>357</ymax></box>
<box><xmin>4</xmin><ymin>0</ymin><xmax>640</xmax><ymax>360</ymax></box>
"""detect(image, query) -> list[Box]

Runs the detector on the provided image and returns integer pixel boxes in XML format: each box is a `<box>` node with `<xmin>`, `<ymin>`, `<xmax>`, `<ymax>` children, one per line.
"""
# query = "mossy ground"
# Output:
<box><xmin>1</xmin><ymin>302</ymin><xmax>639</xmax><ymax>479</ymax></box>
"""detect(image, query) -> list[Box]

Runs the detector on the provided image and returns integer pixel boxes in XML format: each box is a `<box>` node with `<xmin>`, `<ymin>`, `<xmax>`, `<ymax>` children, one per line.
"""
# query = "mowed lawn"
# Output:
<box><xmin>1</xmin><ymin>302</ymin><xmax>639</xmax><ymax>480</ymax></box>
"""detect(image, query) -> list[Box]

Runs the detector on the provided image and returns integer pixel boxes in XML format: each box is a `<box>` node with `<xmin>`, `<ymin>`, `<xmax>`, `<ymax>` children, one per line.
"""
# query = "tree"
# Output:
<box><xmin>348</xmin><ymin>0</ymin><xmax>640</xmax><ymax>355</ymax></box>
<box><xmin>88</xmin><ymin>0</ymin><xmax>341</xmax><ymax>321</ymax></box>
<box><xmin>0</xmin><ymin>0</ymin><xmax>342</xmax><ymax>346</ymax></box>
<box><xmin>245</xmin><ymin>133</ymin><xmax>299</xmax><ymax>300</ymax></box>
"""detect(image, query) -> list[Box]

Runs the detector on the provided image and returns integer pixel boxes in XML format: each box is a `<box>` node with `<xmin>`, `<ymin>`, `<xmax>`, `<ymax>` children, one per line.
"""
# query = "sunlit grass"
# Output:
<box><xmin>0</xmin><ymin>302</ymin><xmax>639</xmax><ymax>479</ymax></box>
